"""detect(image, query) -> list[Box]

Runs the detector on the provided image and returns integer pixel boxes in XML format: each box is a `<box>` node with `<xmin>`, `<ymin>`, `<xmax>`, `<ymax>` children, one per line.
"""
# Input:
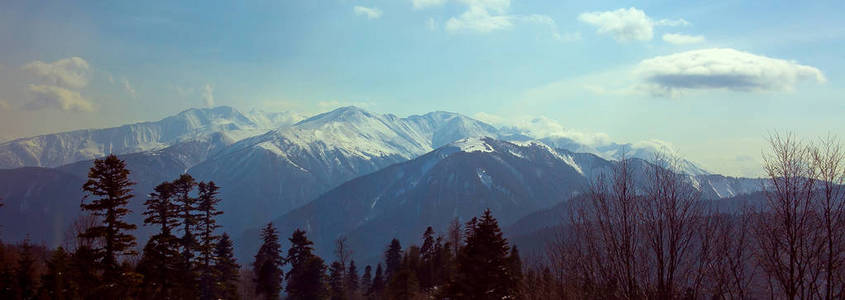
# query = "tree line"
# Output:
<box><xmin>0</xmin><ymin>154</ymin><xmax>524</xmax><ymax>299</ymax></box>
<box><xmin>0</xmin><ymin>133</ymin><xmax>842</xmax><ymax>299</ymax></box>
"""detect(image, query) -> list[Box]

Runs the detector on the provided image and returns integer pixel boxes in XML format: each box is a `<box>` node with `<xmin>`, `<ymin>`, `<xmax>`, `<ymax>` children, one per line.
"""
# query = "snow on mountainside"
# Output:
<box><xmin>0</xmin><ymin>106</ymin><xmax>300</xmax><ymax>169</ymax></box>
<box><xmin>188</xmin><ymin>106</ymin><xmax>501</xmax><ymax>233</ymax></box>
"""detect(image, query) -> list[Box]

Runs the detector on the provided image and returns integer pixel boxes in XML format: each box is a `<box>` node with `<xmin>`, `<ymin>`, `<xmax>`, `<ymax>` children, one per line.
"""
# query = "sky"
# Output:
<box><xmin>0</xmin><ymin>0</ymin><xmax>843</xmax><ymax>177</ymax></box>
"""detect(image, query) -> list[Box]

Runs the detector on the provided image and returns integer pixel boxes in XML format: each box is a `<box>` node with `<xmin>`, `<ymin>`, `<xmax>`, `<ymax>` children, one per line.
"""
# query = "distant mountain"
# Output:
<box><xmin>0</xmin><ymin>106</ymin><xmax>301</xmax><ymax>169</ymax></box>
<box><xmin>189</xmin><ymin>107</ymin><xmax>502</xmax><ymax>232</ymax></box>
<box><xmin>262</xmin><ymin>138</ymin><xmax>606</xmax><ymax>263</ymax></box>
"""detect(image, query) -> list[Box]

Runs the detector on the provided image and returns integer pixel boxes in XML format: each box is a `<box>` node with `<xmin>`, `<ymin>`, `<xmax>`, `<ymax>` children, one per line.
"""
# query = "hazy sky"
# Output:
<box><xmin>0</xmin><ymin>0</ymin><xmax>843</xmax><ymax>177</ymax></box>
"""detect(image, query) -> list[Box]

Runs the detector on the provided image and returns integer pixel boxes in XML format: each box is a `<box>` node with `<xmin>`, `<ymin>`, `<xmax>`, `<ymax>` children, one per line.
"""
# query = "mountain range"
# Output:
<box><xmin>0</xmin><ymin>105</ymin><xmax>764</xmax><ymax>263</ymax></box>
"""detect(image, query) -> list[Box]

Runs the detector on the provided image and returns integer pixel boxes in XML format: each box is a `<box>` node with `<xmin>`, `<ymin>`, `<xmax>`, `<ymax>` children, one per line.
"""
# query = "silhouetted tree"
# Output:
<box><xmin>419</xmin><ymin>227</ymin><xmax>436</xmax><ymax>291</ymax></box>
<box><xmin>360</xmin><ymin>265</ymin><xmax>372</xmax><ymax>298</ymax></box>
<box><xmin>138</xmin><ymin>181</ymin><xmax>181</xmax><ymax>299</ymax></box>
<box><xmin>448</xmin><ymin>209</ymin><xmax>517</xmax><ymax>299</ymax></box>
<box><xmin>212</xmin><ymin>233</ymin><xmax>240</xmax><ymax>300</ymax></box>
<box><xmin>15</xmin><ymin>240</ymin><xmax>36</xmax><ymax>300</ymax></box>
<box><xmin>79</xmin><ymin>154</ymin><xmax>137</xmax><ymax>279</ymax></box>
<box><xmin>329</xmin><ymin>261</ymin><xmax>347</xmax><ymax>300</ymax></box>
<box><xmin>39</xmin><ymin>247</ymin><xmax>72</xmax><ymax>300</ymax></box>
<box><xmin>384</xmin><ymin>239</ymin><xmax>402</xmax><ymax>282</ymax></box>
<box><xmin>368</xmin><ymin>264</ymin><xmax>384</xmax><ymax>299</ymax></box>
<box><xmin>285</xmin><ymin>229</ymin><xmax>327</xmax><ymax>299</ymax></box>
<box><xmin>346</xmin><ymin>260</ymin><xmax>359</xmax><ymax>298</ymax></box>
<box><xmin>253</xmin><ymin>223</ymin><xmax>282</xmax><ymax>300</ymax></box>
<box><xmin>197</xmin><ymin>181</ymin><xmax>223</xmax><ymax>300</ymax></box>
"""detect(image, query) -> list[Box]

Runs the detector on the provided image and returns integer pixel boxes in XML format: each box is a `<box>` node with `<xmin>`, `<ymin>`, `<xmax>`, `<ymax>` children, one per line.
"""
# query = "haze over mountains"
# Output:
<box><xmin>0</xmin><ymin>105</ymin><xmax>764</xmax><ymax>262</ymax></box>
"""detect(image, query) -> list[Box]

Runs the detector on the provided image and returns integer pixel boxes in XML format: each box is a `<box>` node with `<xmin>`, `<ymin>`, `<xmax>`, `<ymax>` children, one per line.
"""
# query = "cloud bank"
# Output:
<box><xmin>578</xmin><ymin>7</ymin><xmax>688</xmax><ymax>42</ymax></box>
<box><xmin>22</xmin><ymin>57</ymin><xmax>90</xmax><ymax>89</ymax></box>
<box><xmin>635</xmin><ymin>48</ymin><xmax>826</xmax><ymax>95</ymax></box>
<box><xmin>202</xmin><ymin>84</ymin><xmax>215</xmax><ymax>107</ymax></box>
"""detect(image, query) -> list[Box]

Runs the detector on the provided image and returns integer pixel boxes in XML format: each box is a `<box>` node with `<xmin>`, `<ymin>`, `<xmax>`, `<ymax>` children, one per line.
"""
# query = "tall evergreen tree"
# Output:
<box><xmin>197</xmin><ymin>181</ymin><xmax>223</xmax><ymax>300</ymax></box>
<box><xmin>508</xmin><ymin>245</ymin><xmax>523</xmax><ymax>289</ymax></box>
<box><xmin>69</xmin><ymin>246</ymin><xmax>99</xmax><ymax>299</ymax></box>
<box><xmin>419</xmin><ymin>227</ymin><xmax>436</xmax><ymax>291</ymax></box>
<box><xmin>15</xmin><ymin>240</ymin><xmax>36</xmax><ymax>300</ymax></box>
<box><xmin>368</xmin><ymin>264</ymin><xmax>385</xmax><ymax>299</ymax></box>
<box><xmin>387</xmin><ymin>254</ymin><xmax>420</xmax><ymax>300</ymax></box>
<box><xmin>329</xmin><ymin>261</ymin><xmax>347</xmax><ymax>300</ymax></box>
<box><xmin>39</xmin><ymin>247</ymin><xmax>73</xmax><ymax>300</ymax></box>
<box><xmin>0</xmin><ymin>243</ymin><xmax>14</xmax><ymax>299</ymax></box>
<box><xmin>172</xmin><ymin>174</ymin><xmax>199</xmax><ymax>298</ymax></box>
<box><xmin>360</xmin><ymin>265</ymin><xmax>372</xmax><ymax>298</ymax></box>
<box><xmin>254</xmin><ymin>223</ymin><xmax>283</xmax><ymax>300</ymax></box>
<box><xmin>384</xmin><ymin>239</ymin><xmax>402</xmax><ymax>281</ymax></box>
<box><xmin>448</xmin><ymin>209</ymin><xmax>517</xmax><ymax>299</ymax></box>
<box><xmin>346</xmin><ymin>260</ymin><xmax>359</xmax><ymax>297</ymax></box>
<box><xmin>138</xmin><ymin>181</ymin><xmax>182</xmax><ymax>299</ymax></box>
<box><xmin>79</xmin><ymin>154</ymin><xmax>137</xmax><ymax>276</ymax></box>
<box><xmin>212</xmin><ymin>233</ymin><xmax>240</xmax><ymax>300</ymax></box>
<box><xmin>285</xmin><ymin>229</ymin><xmax>327</xmax><ymax>300</ymax></box>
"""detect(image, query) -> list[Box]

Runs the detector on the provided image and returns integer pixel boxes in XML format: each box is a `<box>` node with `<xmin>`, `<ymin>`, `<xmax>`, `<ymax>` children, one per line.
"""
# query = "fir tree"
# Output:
<box><xmin>384</xmin><ymin>239</ymin><xmax>402</xmax><ymax>281</ymax></box>
<box><xmin>69</xmin><ymin>246</ymin><xmax>99</xmax><ymax>299</ymax></box>
<box><xmin>212</xmin><ymin>233</ymin><xmax>240</xmax><ymax>300</ymax></box>
<box><xmin>139</xmin><ymin>181</ymin><xmax>182</xmax><ymax>299</ymax></box>
<box><xmin>448</xmin><ymin>209</ymin><xmax>517</xmax><ymax>299</ymax></box>
<box><xmin>197</xmin><ymin>181</ymin><xmax>223</xmax><ymax>300</ymax></box>
<box><xmin>15</xmin><ymin>240</ymin><xmax>36</xmax><ymax>300</ymax></box>
<box><xmin>346</xmin><ymin>260</ymin><xmax>359</xmax><ymax>297</ymax></box>
<box><xmin>387</xmin><ymin>254</ymin><xmax>420</xmax><ymax>300</ymax></box>
<box><xmin>508</xmin><ymin>245</ymin><xmax>523</xmax><ymax>288</ymax></box>
<box><xmin>329</xmin><ymin>261</ymin><xmax>347</xmax><ymax>300</ymax></box>
<box><xmin>39</xmin><ymin>247</ymin><xmax>72</xmax><ymax>300</ymax></box>
<box><xmin>285</xmin><ymin>229</ymin><xmax>327</xmax><ymax>300</ymax></box>
<box><xmin>360</xmin><ymin>265</ymin><xmax>372</xmax><ymax>298</ymax></box>
<box><xmin>79</xmin><ymin>154</ymin><xmax>137</xmax><ymax>276</ymax></box>
<box><xmin>368</xmin><ymin>264</ymin><xmax>385</xmax><ymax>299</ymax></box>
<box><xmin>419</xmin><ymin>226</ymin><xmax>436</xmax><ymax>291</ymax></box>
<box><xmin>254</xmin><ymin>223</ymin><xmax>283</xmax><ymax>300</ymax></box>
<box><xmin>172</xmin><ymin>174</ymin><xmax>199</xmax><ymax>298</ymax></box>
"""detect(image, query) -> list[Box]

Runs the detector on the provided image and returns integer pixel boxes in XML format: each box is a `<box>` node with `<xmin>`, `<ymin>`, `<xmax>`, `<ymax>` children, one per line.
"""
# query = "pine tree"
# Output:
<box><xmin>346</xmin><ymin>260</ymin><xmax>359</xmax><ymax>297</ymax></box>
<box><xmin>138</xmin><ymin>181</ymin><xmax>182</xmax><ymax>299</ymax></box>
<box><xmin>368</xmin><ymin>264</ymin><xmax>384</xmax><ymax>299</ymax></box>
<box><xmin>212</xmin><ymin>233</ymin><xmax>240</xmax><ymax>300</ymax></box>
<box><xmin>360</xmin><ymin>265</ymin><xmax>372</xmax><ymax>298</ymax></box>
<box><xmin>197</xmin><ymin>181</ymin><xmax>223</xmax><ymax>300</ymax></box>
<box><xmin>508</xmin><ymin>245</ymin><xmax>523</xmax><ymax>288</ymax></box>
<box><xmin>419</xmin><ymin>227</ymin><xmax>436</xmax><ymax>291</ymax></box>
<box><xmin>329</xmin><ymin>261</ymin><xmax>347</xmax><ymax>300</ymax></box>
<box><xmin>172</xmin><ymin>174</ymin><xmax>199</xmax><ymax>298</ymax></box>
<box><xmin>15</xmin><ymin>240</ymin><xmax>36</xmax><ymax>300</ymax></box>
<box><xmin>448</xmin><ymin>209</ymin><xmax>517</xmax><ymax>299</ymax></box>
<box><xmin>285</xmin><ymin>229</ymin><xmax>327</xmax><ymax>300</ymax></box>
<box><xmin>69</xmin><ymin>246</ymin><xmax>99</xmax><ymax>299</ymax></box>
<box><xmin>254</xmin><ymin>223</ymin><xmax>283</xmax><ymax>300</ymax></box>
<box><xmin>39</xmin><ymin>247</ymin><xmax>72</xmax><ymax>300</ymax></box>
<box><xmin>384</xmin><ymin>239</ymin><xmax>402</xmax><ymax>282</ymax></box>
<box><xmin>79</xmin><ymin>154</ymin><xmax>137</xmax><ymax>277</ymax></box>
<box><xmin>387</xmin><ymin>253</ymin><xmax>420</xmax><ymax>300</ymax></box>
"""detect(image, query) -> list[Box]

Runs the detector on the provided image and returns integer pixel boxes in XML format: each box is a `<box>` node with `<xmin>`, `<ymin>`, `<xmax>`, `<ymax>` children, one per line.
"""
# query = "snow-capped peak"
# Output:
<box><xmin>450</xmin><ymin>137</ymin><xmax>496</xmax><ymax>153</ymax></box>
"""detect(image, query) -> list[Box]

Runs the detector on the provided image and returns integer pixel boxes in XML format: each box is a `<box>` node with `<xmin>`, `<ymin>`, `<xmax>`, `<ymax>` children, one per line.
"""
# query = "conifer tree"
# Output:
<box><xmin>368</xmin><ymin>264</ymin><xmax>385</xmax><ymax>299</ymax></box>
<box><xmin>419</xmin><ymin>227</ymin><xmax>436</xmax><ymax>291</ymax></box>
<box><xmin>387</xmin><ymin>254</ymin><xmax>420</xmax><ymax>299</ymax></box>
<box><xmin>285</xmin><ymin>229</ymin><xmax>327</xmax><ymax>299</ymax></box>
<box><xmin>197</xmin><ymin>181</ymin><xmax>223</xmax><ymax>300</ymax></box>
<box><xmin>384</xmin><ymin>239</ymin><xmax>402</xmax><ymax>281</ymax></box>
<box><xmin>39</xmin><ymin>247</ymin><xmax>72</xmax><ymax>300</ymax></box>
<box><xmin>329</xmin><ymin>261</ymin><xmax>347</xmax><ymax>300</ymax></box>
<box><xmin>172</xmin><ymin>174</ymin><xmax>199</xmax><ymax>298</ymax></box>
<box><xmin>254</xmin><ymin>223</ymin><xmax>283</xmax><ymax>300</ymax></box>
<box><xmin>212</xmin><ymin>233</ymin><xmax>240</xmax><ymax>300</ymax></box>
<box><xmin>15</xmin><ymin>239</ymin><xmax>36</xmax><ymax>300</ymax></box>
<box><xmin>79</xmin><ymin>154</ymin><xmax>137</xmax><ymax>276</ymax></box>
<box><xmin>448</xmin><ymin>209</ymin><xmax>517</xmax><ymax>299</ymax></box>
<box><xmin>138</xmin><ymin>181</ymin><xmax>182</xmax><ymax>299</ymax></box>
<box><xmin>508</xmin><ymin>245</ymin><xmax>523</xmax><ymax>287</ymax></box>
<box><xmin>346</xmin><ymin>260</ymin><xmax>359</xmax><ymax>297</ymax></box>
<box><xmin>0</xmin><ymin>243</ymin><xmax>13</xmax><ymax>299</ymax></box>
<box><xmin>69</xmin><ymin>246</ymin><xmax>99</xmax><ymax>299</ymax></box>
<box><xmin>360</xmin><ymin>265</ymin><xmax>372</xmax><ymax>298</ymax></box>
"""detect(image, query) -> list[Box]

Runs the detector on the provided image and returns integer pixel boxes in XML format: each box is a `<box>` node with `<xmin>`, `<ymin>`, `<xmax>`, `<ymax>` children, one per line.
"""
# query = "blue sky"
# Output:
<box><xmin>0</xmin><ymin>0</ymin><xmax>843</xmax><ymax>177</ymax></box>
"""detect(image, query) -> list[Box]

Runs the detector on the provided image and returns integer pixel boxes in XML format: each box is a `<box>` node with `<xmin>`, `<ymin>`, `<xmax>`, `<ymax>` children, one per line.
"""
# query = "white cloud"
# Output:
<box><xmin>635</xmin><ymin>48</ymin><xmax>826</xmax><ymax>96</ymax></box>
<box><xmin>578</xmin><ymin>7</ymin><xmax>689</xmax><ymax>42</ymax></box>
<box><xmin>473</xmin><ymin>112</ymin><xmax>611</xmax><ymax>146</ymax></box>
<box><xmin>25</xmin><ymin>84</ymin><xmax>95</xmax><ymax>112</ymax></box>
<box><xmin>202</xmin><ymin>84</ymin><xmax>214</xmax><ymax>107</ymax></box>
<box><xmin>21</xmin><ymin>57</ymin><xmax>90</xmax><ymax>89</ymax></box>
<box><xmin>413</xmin><ymin>0</ymin><xmax>448</xmax><ymax>9</ymax></box>
<box><xmin>121</xmin><ymin>77</ymin><xmax>136</xmax><ymax>98</ymax></box>
<box><xmin>354</xmin><ymin>6</ymin><xmax>383</xmax><ymax>19</ymax></box>
<box><xmin>445</xmin><ymin>5</ymin><xmax>513</xmax><ymax>33</ymax></box>
<box><xmin>662</xmin><ymin>33</ymin><xmax>705</xmax><ymax>44</ymax></box>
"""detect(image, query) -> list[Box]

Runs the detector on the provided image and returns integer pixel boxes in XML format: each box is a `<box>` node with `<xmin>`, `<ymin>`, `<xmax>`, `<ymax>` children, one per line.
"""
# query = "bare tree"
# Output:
<box><xmin>447</xmin><ymin>218</ymin><xmax>462</xmax><ymax>257</ymax></box>
<box><xmin>638</xmin><ymin>154</ymin><xmax>705</xmax><ymax>299</ymax></box>
<box><xmin>754</xmin><ymin>133</ymin><xmax>820</xmax><ymax>299</ymax></box>
<box><xmin>63</xmin><ymin>214</ymin><xmax>103</xmax><ymax>252</ymax></box>
<box><xmin>811</xmin><ymin>135</ymin><xmax>845</xmax><ymax>299</ymax></box>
